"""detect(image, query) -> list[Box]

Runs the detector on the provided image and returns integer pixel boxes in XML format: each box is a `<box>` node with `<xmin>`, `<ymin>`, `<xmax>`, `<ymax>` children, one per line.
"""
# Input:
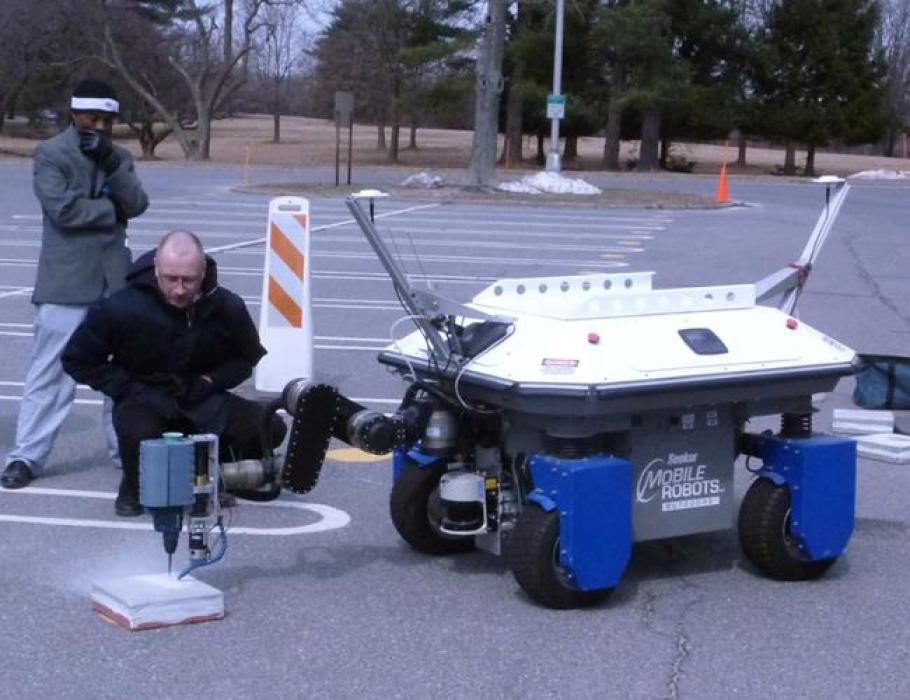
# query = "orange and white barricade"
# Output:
<box><xmin>255</xmin><ymin>197</ymin><xmax>313</xmax><ymax>392</ymax></box>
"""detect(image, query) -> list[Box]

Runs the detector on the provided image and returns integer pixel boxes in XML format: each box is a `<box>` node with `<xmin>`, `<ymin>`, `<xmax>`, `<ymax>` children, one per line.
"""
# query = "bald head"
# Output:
<box><xmin>154</xmin><ymin>230</ymin><xmax>206</xmax><ymax>308</ymax></box>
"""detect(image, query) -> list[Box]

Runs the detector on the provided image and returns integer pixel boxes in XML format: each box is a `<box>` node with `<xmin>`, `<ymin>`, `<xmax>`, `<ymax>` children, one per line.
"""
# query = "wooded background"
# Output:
<box><xmin>0</xmin><ymin>0</ymin><xmax>907</xmax><ymax>182</ymax></box>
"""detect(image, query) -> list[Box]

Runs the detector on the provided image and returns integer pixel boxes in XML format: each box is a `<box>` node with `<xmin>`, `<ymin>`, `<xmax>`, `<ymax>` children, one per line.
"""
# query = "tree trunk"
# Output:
<box><xmin>803</xmin><ymin>143</ymin><xmax>816</xmax><ymax>177</ymax></box>
<box><xmin>563</xmin><ymin>135</ymin><xmax>578</xmax><ymax>162</ymax></box>
<box><xmin>500</xmin><ymin>64</ymin><xmax>524</xmax><ymax>167</ymax></box>
<box><xmin>0</xmin><ymin>74</ymin><xmax>28</xmax><ymax>134</ymax></box>
<box><xmin>138</xmin><ymin>123</ymin><xmax>156</xmax><ymax>159</ymax></box>
<box><xmin>536</xmin><ymin>132</ymin><xmax>545</xmax><ymax>165</ymax></box>
<box><xmin>377</xmin><ymin>123</ymin><xmax>386</xmax><ymax>149</ymax></box>
<box><xmin>602</xmin><ymin>101</ymin><xmax>621</xmax><ymax>170</ymax></box>
<box><xmin>659</xmin><ymin>136</ymin><xmax>669</xmax><ymax>169</ymax></box>
<box><xmin>194</xmin><ymin>101</ymin><xmax>211</xmax><ymax>160</ymax></box>
<box><xmin>224</xmin><ymin>0</ymin><xmax>235</xmax><ymax>65</ymax></box>
<box><xmin>637</xmin><ymin>109</ymin><xmax>660</xmax><ymax>171</ymax></box>
<box><xmin>736</xmin><ymin>132</ymin><xmax>747</xmax><ymax>166</ymax></box>
<box><xmin>389</xmin><ymin>123</ymin><xmax>400</xmax><ymax>163</ymax></box>
<box><xmin>468</xmin><ymin>0</ymin><xmax>507</xmax><ymax>186</ymax></box>
<box><xmin>783</xmin><ymin>140</ymin><xmax>797</xmax><ymax>175</ymax></box>
<box><xmin>408</xmin><ymin>120</ymin><xmax>417</xmax><ymax>149</ymax></box>
<box><xmin>272</xmin><ymin>80</ymin><xmax>281</xmax><ymax>143</ymax></box>
<box><xmin>882</xmin><ymin>127</ymin><xmax>895</xmax><ymax>158</ymax></box>
<box><xmin>388</xmin><ymin>79</ymin><xmax>401</xmax><ymax>163</ymax></box>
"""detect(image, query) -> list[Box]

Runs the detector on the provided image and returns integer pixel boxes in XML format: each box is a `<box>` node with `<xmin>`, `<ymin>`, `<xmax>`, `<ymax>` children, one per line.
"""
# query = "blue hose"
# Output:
<box><xmin>178</xmin><ymin>522</ymin><xmax>228</xmax><ymax>580</ymax></box>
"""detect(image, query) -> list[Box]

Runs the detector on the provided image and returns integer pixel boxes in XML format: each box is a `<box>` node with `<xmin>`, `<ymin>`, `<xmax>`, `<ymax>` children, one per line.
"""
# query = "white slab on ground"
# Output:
<box><xmin>855</xmin><ymin>433</ymin><xmax>910</xmax><ymax>464</ymax></box>
<box><xmin>91</xmin><ymin>574</ymin><xmax>224</xmax><ymax>631</ymax></box>
<box><xmin>831</xmin><ymin>408</ymin><xmax>895</xmax><ymax>436</ymax></box>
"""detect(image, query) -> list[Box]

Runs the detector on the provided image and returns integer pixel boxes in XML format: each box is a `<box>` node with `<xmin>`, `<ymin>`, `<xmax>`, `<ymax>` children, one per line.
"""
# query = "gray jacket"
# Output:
<box><xmin>32</xmin><ymin>125</ymin><xmax>149</xmax><ymax>304</ymax></box>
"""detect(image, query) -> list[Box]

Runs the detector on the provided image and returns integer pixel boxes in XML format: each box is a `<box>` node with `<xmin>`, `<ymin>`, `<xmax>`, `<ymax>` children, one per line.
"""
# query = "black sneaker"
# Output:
<box><xmin>1</xmin><ymin>460</ymin><xmax>33</xmax><ymax>489</ymax></box>
<box><xmin>114</xmin><ymin>479</ymin><xmax>143</xmax><ymax>517</ymax></box>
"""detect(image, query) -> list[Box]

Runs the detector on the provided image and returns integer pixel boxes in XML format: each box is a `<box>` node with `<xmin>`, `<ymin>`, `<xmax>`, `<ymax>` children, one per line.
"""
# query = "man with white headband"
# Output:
<box><xmin>1</xmin><ymin>78</ymin><xmax>149</xmax><ymax>491</ymax></box>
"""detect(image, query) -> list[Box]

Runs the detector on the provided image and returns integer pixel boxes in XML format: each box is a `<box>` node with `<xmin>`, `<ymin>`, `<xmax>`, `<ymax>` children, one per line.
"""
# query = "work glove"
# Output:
<box><xmin>79</xmin><ymin>129</ymin><xmax>121</xmax><ymax>174</ymax></box>
<box><xmin>99</xmin><ymin>183</ymin><xmax>128</xmax><ymax>226</ymax></box>
<box><xmin>114</xmin><ymin>382</ymin><xmax>144</xmax><ymax>404</ymax></box>
<box><xmin>137</xmin><ymin>372</ymin><xmax>188</xmax><ymax>397</ymax></box>
<box><xmin>182</xmin><ymin>375</ymin><xmax>215</xmax><ymax>403</ymax></box>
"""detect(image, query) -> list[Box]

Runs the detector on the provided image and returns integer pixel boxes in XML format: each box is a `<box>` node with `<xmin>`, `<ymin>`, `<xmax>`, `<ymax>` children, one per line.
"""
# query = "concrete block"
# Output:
<box><xmin>91</xmin><ymin>574</ymin><xmax>224</xmax><ymax>631</ymax></box>
<box><xmin>831</xmin><ymin>408</ymin><xmax>895</xmax><ymax>436</ymax></box>
<box><xmin>855</xmin><ymin>433</ymin><xmax>910</xmax><ymax>464</ymax></box>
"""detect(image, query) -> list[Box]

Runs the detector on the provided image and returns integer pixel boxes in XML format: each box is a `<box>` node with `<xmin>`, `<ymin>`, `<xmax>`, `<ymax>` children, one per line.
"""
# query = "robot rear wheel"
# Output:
<box><xmin>738</xmin><ymin>477</ymin><xmax>836</xmax><ymax>581</ymax></box>
<box><xmin>509</xmin><ymin>505</ymin><xmax>611</xmax><ymax>609</ymax></box>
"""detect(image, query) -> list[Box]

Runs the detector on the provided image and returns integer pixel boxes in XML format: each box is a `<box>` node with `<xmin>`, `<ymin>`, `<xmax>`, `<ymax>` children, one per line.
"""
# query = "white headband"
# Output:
<box><xmin>71</xmin><ymin>97</ymin><xmax>119</xmax><ymax>113</ymax></box>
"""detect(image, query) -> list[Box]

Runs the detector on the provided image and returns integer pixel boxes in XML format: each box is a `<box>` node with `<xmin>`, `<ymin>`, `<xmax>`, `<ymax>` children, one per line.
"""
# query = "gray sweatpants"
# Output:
<box><xmin>5</xmin><ymin>303</ymin><xmax>119</xmax><ymax>473</ymax></box>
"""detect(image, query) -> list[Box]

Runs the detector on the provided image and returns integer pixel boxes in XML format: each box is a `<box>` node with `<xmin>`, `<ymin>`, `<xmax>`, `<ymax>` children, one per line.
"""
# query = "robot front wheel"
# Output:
<box><xmin>738</xmin><ymin>477</ymin><xmax>837</xmax><ymax>581</ymax></box>
<box><xmin>389</xmin><ymin>459</ymin><xmax>475</xmax><ymax>555</ymax></box>
<box><xmin>509</xmin><ymin>506</ymin><xmax>612</xmax><ymax>610</ymax></box>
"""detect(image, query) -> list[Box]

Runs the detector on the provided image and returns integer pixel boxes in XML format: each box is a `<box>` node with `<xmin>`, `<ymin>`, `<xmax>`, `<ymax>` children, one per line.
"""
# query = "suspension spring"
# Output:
<box><xmin>780</xmin><ymin>412</ymin><xmax>812</xmax><ymax>438</ymax></box>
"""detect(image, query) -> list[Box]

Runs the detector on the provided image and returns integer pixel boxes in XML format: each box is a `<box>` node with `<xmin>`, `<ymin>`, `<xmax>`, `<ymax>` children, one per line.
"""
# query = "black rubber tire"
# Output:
<box><xmin>509</xmin><ymin>505</ymin><xmax>611</xmax><ymax>609</ymax></box>
<box><xmin>389</xmin><ymin>459</ymin><xmax>475</xmax><ymax>555</ymax></box>
<box><xmin>738</xmin><ymin>477</ymin><xmax>836</xmax><ymax>581</ymax></box>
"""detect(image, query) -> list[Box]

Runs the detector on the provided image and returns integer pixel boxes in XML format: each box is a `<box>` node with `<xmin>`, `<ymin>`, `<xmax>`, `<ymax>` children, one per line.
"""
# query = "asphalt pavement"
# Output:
<box><xmin>0</xmin><ymin>160</ymin><xmax>909</xmax><ymax>699</ymax></box>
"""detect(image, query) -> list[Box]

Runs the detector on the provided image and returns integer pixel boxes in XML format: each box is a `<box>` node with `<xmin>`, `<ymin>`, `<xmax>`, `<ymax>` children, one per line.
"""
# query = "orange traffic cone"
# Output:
<box><xmin>715</xmin><ymin>162</ymin><xmax>729</xmax><ymax>204</ymax></box>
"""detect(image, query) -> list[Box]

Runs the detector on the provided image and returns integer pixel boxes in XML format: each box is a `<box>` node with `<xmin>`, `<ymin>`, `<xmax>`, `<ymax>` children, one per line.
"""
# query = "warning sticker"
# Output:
<box><xmin>541</xmin><ymin>358</ymin><xmax>580</xmax><ymax>375</ymax></box>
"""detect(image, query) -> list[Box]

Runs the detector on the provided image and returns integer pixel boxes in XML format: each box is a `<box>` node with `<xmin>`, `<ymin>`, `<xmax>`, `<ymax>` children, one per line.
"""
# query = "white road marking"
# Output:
<box><xmin>0</xmin><ymin>486</ymin><xmax>351</xmax><ymax>535</ymax></box>
<box><xmin>0</xmin><ymin>330</ymin><xmax>390</xmax><ymax>349</ymax></box>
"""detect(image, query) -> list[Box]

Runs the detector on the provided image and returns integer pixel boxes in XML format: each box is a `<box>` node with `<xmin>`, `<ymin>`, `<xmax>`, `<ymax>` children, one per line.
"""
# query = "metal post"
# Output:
<box><xmin>546</xmin><ymin>0</ymin><xmax>565</xmax><ymax>173</ymax></box>
<box><xmin>346</xmin><ymin>122</ymin><xmax>353</xmax><ymax>185</ymax></box>
<box><xmin>334</xmin><ymin>126</ymin><xmax>340</xmax><ymax>187</ymax></box>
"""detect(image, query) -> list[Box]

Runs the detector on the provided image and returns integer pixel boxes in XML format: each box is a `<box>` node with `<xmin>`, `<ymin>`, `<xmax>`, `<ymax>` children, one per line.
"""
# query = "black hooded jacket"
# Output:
<box><xmin>62</xmin><ymin>249</ymin><xmax>266</xmax><ymax>432</ymax></box>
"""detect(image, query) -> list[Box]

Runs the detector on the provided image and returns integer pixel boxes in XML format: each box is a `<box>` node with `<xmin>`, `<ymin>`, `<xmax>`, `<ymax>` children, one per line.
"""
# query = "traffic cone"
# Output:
<box><xmin>715</xmin><ymin>162</ymin><xmax>729</xmax><ymax>204</ymax></box>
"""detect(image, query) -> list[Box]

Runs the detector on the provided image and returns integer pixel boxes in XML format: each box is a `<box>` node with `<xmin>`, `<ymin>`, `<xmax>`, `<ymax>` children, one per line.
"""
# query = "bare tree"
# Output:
<box><xmin>256</xmin><ymin>3</ymin><xmax>305</xmax><ymax>142</ymax></box>
<box><xmin>0</xmin><ymin>0</ymin><xmax>91</xmax><ymax>132</ymax></box>
<box><xmin>101</xmin><ymin>0</ymin><xmax>301</xmax><ymax>159</ymax></box>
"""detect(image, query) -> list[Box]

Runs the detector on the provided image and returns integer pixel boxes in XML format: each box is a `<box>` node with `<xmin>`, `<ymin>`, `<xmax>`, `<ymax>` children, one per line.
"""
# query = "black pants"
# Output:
<box><xmin>113</xmin><ymin>393</ymin><xmax>287</xmax><ymax>486</ymax></box>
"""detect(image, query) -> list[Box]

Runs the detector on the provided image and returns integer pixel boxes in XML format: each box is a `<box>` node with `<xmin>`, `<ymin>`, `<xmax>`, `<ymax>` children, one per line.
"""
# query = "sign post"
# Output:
<box><xmin>546</xmin><ymin>0</ymin><xmax>566</xmax><ymax>173</ymax></box>
<box><xmin>333</xmin><ymin>91</ymin><xmax>354</xmax><ymax>186</ymax></box>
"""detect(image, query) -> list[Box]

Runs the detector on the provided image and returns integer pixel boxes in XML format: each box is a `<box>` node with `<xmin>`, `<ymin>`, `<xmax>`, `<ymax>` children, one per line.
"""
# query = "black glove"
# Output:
<box><xmin>79</xmin><ymin>129</ymin><xmax>121</xmax><ymax>174</ymax></box>
<box><xmin>99</xmin><ymin>183</ymin><xmax>129</xmax><ymax>226</ymax></box>
<box><xmin>114</xmin><ymin>382</ymin><xmax>144</xmax><ymax>404</ymax></box>
<box><xmin>112</xmin><ymin>198</ymin><xmax>128</xmax><ymax>226</ymax></box>
<box><xmin>136</xmin><ymin>372</ymin><xmax>188</xmax><ymax>397</ymax></box>
<box><xmin>183</xmin><ymin>375</ymin><xmax>215</xmax><ymax>403</ymax></box>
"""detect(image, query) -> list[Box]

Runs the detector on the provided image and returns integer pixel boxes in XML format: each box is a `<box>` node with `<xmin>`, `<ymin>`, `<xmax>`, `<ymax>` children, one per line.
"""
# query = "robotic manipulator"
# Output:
<box><xmin>138</xmin><ymin>383</ymin><xmax>431</xmax><ymax>576</ymax></box>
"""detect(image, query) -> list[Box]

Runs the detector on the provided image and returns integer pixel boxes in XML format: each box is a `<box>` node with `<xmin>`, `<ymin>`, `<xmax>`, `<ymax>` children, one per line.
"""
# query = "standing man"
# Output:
<box><xmin>62</xmin><ymin>231</ymin><xmax>283</xmax><ymax>516</ymax></box>
<box><xmin>1</xmin><ymin>78</ymin><xmax>149</xmax><ymax>489</ymax></box>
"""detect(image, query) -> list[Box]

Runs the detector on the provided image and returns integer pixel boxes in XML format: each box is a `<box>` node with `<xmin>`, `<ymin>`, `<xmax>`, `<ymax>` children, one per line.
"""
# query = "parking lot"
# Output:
<box><xmin>1</xmin><ymin>160</ymin><xmax>909</xmax><ymax>698</ymax></box>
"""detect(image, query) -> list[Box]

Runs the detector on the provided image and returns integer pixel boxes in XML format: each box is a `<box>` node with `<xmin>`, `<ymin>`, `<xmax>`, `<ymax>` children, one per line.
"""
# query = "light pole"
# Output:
<box><xmin>545</xmin><ymin>0</ymin><xmax>565</xmax><ymax>173</ymax></box>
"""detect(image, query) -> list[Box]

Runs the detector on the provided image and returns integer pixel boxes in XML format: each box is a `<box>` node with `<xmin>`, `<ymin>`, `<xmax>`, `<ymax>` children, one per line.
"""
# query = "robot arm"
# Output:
<box><xmin>278</xmin><ymin>379</ymin><xmax>436</xmax><ymax>494</ymax></box>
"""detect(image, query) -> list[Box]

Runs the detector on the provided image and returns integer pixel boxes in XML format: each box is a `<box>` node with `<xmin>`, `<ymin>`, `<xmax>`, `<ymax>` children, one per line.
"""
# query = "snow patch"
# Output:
<box><xmin>401</xmin><ymin>172</ymin><xmax>445</xmax><ymax>188</ymax></box>
<box><xmin>849</xmin><ymin>169</ymin><xmax>910</xmax><ymax>180</ymax></box>
<box><xmin>496</xmin><ymin>171</ymin><xmax>602</xmax><ymax>195</ymax></box>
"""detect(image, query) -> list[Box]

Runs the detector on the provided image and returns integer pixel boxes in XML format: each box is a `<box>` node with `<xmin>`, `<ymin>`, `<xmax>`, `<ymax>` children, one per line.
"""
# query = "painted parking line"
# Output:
<box><xmin>0</xmin><ymin>252</ymin><xmax>630</xmax><ymax>269</ymax></box>
<box><xmin>0</xmin><ymin>332</ymin><xmax>391</xmax><ymax>351</ymax></box>
<box><xmin>0</xmin><ymin>486</ymin><xmax>350</xmax><ymax>535</ymax></box>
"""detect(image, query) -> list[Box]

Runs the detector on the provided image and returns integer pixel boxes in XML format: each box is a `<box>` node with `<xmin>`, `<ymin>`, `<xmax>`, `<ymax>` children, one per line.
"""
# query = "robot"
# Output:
<box><xmin>143</xmin><ymin>180</ymin><xmax>858</xmax><ymax>609</ymax></box>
